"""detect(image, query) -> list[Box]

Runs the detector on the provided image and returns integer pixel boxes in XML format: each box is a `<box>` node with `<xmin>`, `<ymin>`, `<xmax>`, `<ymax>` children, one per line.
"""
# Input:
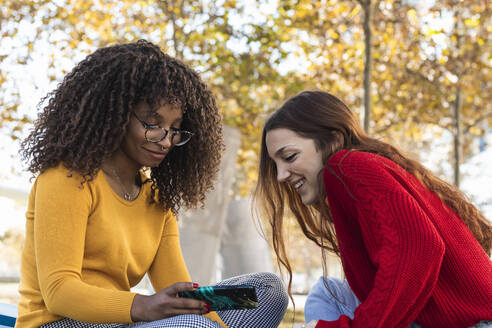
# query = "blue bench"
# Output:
<box><xmin>0</xmin><ymin>303</ymin><xmax>16</xmax><ymax>327</ymax></box>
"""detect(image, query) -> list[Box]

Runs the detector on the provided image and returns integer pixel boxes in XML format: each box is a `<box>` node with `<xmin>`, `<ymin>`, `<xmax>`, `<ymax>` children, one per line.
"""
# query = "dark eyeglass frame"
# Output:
<box><xmin>131</xmin><ymin>112</ymin><xmax>193</xmax><ymax>146</ymax></box>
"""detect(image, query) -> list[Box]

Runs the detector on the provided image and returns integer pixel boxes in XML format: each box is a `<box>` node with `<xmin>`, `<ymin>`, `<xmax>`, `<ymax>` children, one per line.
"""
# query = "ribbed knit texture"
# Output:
<box><xmin>16</xmin><ymin>165</ymin><xmax>225</xmax><ymax>328</ymax></box>
<box><xmin>316</xmin><ymin>150</ymin><xmax>492</xmax><ymax>328</ymax></box>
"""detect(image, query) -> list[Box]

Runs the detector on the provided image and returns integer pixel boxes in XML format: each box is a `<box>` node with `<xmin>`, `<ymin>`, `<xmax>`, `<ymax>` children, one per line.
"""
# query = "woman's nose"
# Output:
<box><xmin>157</xmin><ymin>132</ymin><xmax>173</xmax><ymax>149</ymax></box>
<box><xmin>277</xmin><ymin>166</ymin><xmax>290</xmax><ymax>183</ymax></box>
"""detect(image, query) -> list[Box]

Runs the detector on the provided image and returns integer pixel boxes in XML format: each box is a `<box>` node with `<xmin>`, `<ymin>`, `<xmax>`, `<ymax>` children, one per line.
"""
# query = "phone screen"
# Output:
<box><xmin>178</xmin><ymin>284</ymin><xmax>258</xmax><ymax>311</ymax></box>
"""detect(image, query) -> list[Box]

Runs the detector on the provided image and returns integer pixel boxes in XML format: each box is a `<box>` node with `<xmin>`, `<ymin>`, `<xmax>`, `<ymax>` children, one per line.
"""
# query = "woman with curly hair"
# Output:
<box><xmin>16</xmin><ymin>40</ymin><xmax>288</xmax><ymax>328</ymax></box>
<box><xmin>253</xmin><ymin>91</ymin><xmax>492</xmax><ymax>328</ymax></box>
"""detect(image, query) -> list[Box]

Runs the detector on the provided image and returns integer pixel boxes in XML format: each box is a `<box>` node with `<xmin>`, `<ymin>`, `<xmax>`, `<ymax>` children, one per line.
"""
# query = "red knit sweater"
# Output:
<box><xmin>316</xmin><ymin>150</ymin><xmax>492</xmax><ymax>328</ymax></box>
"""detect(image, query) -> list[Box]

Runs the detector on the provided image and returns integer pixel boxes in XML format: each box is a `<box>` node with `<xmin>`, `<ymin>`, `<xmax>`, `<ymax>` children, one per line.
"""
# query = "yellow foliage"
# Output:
<box><xmin>2</xmin><ymin>0</ymin><xmax>492</xmax><ymax>198</ymax></box>
<box><xmin>424</xmin><ymin>28</ymin><xmax>442</xmax><ymax>38</ymax></box>
<box><xmin>407</xmin><ymin>9</ymin><xmax>417</xmax><ymax>23</ymax></box>
<box><xmin>336</xmin><ymin>3</ymin><xmax>350</xmax><ymax>15</ymax></box>
<box><xmin>373</xmin><ymin>104</ymin><xmax>382</xmax><ymax>115</ymax></box>
<box><xmin>404</xmin><ymin>126</ymin><xmax>422</xmax><ymax>141</ymax></box>
<box><xmin>224</xmin><ymin>0</ymin><xmax>237</xmax><ymax>9</ymax></box>
<box><xmin>469</xmin><ymin>126</ymin><xmax>481</xmax><ymax>135</ymax></box>
<box><xmin>247</xmin><ymin>169</ymin><xmax>258</xmax><ymax>181</ymax></box>
<box><xmin>329</xmin><ymin>30</ymin><xmax>339</xmax><ymax>39</ymax></box>
<box><xmin>349</xmin><ymin>6</ymin><xmax>359</xmax><ymax>18</ymax></box>
<box><xmin>464</xmin><ymin>18</ymin><xmax>479</xmax><ymax>28</ymax></box>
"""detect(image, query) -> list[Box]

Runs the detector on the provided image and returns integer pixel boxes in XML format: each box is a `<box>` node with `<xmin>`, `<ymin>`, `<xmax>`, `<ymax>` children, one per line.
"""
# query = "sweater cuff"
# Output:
<box><xmin>125</xmin><ymin>292</ymin><xmax>138</xmax><ymax>323</ymax></box>
<box><xmin>204</xmin><ymin>311</ymin><xmax>228</xmax><ymax>328</ymax></box>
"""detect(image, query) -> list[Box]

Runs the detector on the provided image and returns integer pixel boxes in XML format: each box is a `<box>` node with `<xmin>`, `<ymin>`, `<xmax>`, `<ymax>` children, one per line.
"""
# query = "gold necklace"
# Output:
<box><xmin>103</xmin><ymin>166</ymin><xmax>139</xmax><ymax>201</ymax></box>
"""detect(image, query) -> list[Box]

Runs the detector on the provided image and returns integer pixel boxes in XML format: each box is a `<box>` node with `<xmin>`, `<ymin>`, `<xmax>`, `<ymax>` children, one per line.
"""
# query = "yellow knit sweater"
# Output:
<box><xmin>15</xmin><ymin>165</ymin><xmax>226</xmax><ymax>328</ymax></box>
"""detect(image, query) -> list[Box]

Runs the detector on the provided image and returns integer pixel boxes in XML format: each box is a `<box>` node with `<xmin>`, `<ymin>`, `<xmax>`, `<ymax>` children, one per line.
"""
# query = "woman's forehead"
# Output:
<box><xmin>135</xmin><ymin>100</ymin><xmax>182</xmax><ymax>117</ymax></box>
<box><xmin>266</xmin><ymin>128</ymin><xmax>303</xmax><ymax>144</ymax></box>
<box><xmin>266</xmin><ymin>128</ymin><xmax>304</xmax><ymax>155</ymax></box>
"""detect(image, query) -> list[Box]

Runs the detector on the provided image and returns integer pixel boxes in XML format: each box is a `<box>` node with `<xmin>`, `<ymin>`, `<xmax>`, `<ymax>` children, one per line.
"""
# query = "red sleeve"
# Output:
<box><xmin>318</xmin><ymin>152</ymin><xmax>446</xmax><ymax>328</ymax></box>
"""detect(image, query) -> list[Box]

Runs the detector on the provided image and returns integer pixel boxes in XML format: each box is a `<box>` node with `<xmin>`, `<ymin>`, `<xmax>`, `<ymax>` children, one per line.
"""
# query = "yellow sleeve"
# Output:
<box><xmin>34</xmin><ymin>168</ymin><xmax>136</xmax><ymax>323</ymax></box>
<box><xmin>147</xmin><ymin>213</ymin><xmax>228</xmax><ymax>328</ymax></box>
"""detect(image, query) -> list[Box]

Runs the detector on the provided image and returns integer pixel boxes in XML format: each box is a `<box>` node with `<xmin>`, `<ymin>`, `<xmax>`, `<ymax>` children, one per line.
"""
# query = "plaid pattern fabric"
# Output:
<box><xmin>41</xmin><ymin>272</ymin><xmax>288</xmax><ymax>328</ymax></box>
<box><xmin>215</xmin><ymin>272</ymin><xmax>288</xmax><ymax>328</ymax></box>
<box><xmin>40</xmin><ymin>315</ymin><xmax>220</xmax><ymax>328</ymax></box>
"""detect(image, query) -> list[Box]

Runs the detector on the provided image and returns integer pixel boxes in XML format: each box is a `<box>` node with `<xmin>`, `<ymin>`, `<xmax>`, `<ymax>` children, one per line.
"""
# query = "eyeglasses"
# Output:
<box><xmin>132</xmin><ymin>112</ymin><xmax>193</xmax><ymax>146</ymax></box>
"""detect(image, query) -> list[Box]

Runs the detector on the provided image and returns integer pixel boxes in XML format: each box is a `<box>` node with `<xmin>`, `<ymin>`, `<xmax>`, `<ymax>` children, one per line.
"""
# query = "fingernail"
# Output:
<box><xmin>193</xmin><ymin>283</ymin><xmax>199</xmax><ymax>288</ymax></box>
<box><xmin>205</xmin><ymin>302</ymin><xmax>210</xmax><ymax>313</ymax></box>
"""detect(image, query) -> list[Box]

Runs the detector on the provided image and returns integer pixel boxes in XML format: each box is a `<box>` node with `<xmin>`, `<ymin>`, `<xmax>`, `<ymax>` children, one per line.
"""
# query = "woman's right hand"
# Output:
<box><xmin>130</xmin><ymin>282</ymin><xmax>209</xmax><ymax>322</ymax></box>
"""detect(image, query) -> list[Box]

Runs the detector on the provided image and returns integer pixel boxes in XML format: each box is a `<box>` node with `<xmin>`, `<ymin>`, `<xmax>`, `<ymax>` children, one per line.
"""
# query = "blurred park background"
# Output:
<box><xmin>0</xmin><ymin>0</ymin><xmax>491</xmax><ymax>323</ymax></box>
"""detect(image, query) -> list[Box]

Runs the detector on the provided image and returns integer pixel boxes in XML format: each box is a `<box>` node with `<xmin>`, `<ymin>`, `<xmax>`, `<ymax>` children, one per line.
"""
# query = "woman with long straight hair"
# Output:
<box><xmin>253</xmin><ymin>90</ymin><xmax>492</xmax><ymax>328</ymax></box>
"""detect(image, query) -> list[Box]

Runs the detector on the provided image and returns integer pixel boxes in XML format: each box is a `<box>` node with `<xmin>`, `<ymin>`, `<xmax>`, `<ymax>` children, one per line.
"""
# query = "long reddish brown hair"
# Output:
<box><xmin>253</xmin><ymin>90</ymin><xmax>492</xmax><ymax>300</ymax></box>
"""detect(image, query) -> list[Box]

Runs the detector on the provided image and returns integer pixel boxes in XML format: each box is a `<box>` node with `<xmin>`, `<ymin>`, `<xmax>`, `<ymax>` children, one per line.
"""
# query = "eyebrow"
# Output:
<box><xmin>274</xmin><ymin>145</ymin><xmax>294</xmax><ymax>158</ymax></box>
<box><xmin>142</xmin><ymin>112</ymin><xmax>183</xmax><ymax>125</ymax></box>
<box><xmin>140</xmin><ymin>111</ymin><xmax>159</xmax><ymax>120</ymax></box>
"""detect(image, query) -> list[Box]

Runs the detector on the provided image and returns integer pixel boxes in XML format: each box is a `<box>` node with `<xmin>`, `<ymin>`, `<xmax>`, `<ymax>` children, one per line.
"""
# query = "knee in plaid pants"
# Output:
<box><xmin>41</xmin><ymin>272</ymin><xmax>288</xmax><ymax>328</ymax></box>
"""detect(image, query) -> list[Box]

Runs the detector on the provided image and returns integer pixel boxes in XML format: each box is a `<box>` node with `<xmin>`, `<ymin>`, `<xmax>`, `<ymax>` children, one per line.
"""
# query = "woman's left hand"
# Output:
<box><xmin>292</xmin><ymin>320</ymin><xmax>318</xmax><ymax>328</ymax></box>
<box><xmin>130</xmin><ymin>282</ymin><xmax>208</xmax><ymax>322</ymax></box>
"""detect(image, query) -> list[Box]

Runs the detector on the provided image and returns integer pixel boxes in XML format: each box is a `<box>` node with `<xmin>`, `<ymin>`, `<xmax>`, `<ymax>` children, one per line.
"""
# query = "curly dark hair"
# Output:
<box><xmin>20</xmin><ymin>39</ymin><xmax>224</xmax><ymax>213</ymax></box>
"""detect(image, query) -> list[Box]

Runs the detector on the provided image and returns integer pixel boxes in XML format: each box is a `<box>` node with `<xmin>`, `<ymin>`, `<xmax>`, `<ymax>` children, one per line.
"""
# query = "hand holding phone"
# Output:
<box><xmin>131</xmin><ymin>282</ymin><xmax>208</xmax><ymax>322</ymax></box>
<box><xmin>178</xmin><ymin>284</ymin><xmax>258</xmax><ymax>311</ymax></box>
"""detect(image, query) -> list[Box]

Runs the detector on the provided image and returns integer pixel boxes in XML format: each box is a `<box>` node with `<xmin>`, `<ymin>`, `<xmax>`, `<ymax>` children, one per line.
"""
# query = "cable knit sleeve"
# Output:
<box><xmin>317</xmin><ymin>151</ymin><xmax>446</xmax><ymax>328</ymax></box>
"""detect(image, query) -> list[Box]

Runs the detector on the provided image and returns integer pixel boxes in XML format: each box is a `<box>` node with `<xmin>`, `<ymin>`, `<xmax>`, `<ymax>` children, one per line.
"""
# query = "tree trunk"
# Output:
<box><xmin>361</xmin><ymin>0</ymin><xmax>373</xmax><ymax>133</ymax></box>
<box><xmin>453</xmin><ymin>86</ymin><xmax>462</xmax><ymax>187</ymax></box>
<box><xmin>161</xmin><ymin>0</ymin><xmax>184</xmax><ymax>59</ymax></box>
<box><xmin>179</xmin><ymin>126</ymin><xmax>241</xmax><ymax>285</ymax></box>
<box><xmin>220</xmin><ymin>198</ymin><xmax>274</xmax><ymax>280</ymax></box>
<box><xmin>452</xmin><ymin>8</ymin><xmax>462</xmax><ymax>187</ymax></box>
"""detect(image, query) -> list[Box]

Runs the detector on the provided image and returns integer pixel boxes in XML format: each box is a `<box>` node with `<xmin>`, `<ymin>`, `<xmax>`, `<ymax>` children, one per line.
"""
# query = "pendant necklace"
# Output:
<box><xmin>104</xmin><ymin>166</ymin><xmax>139</xmax><ymax>201</ymax></box>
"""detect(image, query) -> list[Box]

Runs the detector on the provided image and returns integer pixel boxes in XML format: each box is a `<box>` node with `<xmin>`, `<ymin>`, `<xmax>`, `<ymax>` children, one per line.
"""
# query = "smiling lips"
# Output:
<box><xmin>293</xmin><ymin>178</ymin><xmax>305</xmax><ymax>190</ymax></box>
<box><xmin>145</xmin><ymin>148</ymin><xmax>167</xmax><ymax>160</ymax></box>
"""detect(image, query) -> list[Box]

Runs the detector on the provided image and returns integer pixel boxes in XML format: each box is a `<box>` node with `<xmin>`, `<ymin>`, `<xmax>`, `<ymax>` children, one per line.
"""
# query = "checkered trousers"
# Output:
<box><xmin>40</xmin><ymin>272</ymin><xmax>289</xmax><ymax>328</ymax></box>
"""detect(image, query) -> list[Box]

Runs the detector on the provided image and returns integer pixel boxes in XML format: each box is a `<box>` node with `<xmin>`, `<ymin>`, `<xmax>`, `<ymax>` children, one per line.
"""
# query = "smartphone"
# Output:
<box><xmin>177</xmin><ymin>284</ymin><xmax>258</xmax><ymax>311</ymax></box>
